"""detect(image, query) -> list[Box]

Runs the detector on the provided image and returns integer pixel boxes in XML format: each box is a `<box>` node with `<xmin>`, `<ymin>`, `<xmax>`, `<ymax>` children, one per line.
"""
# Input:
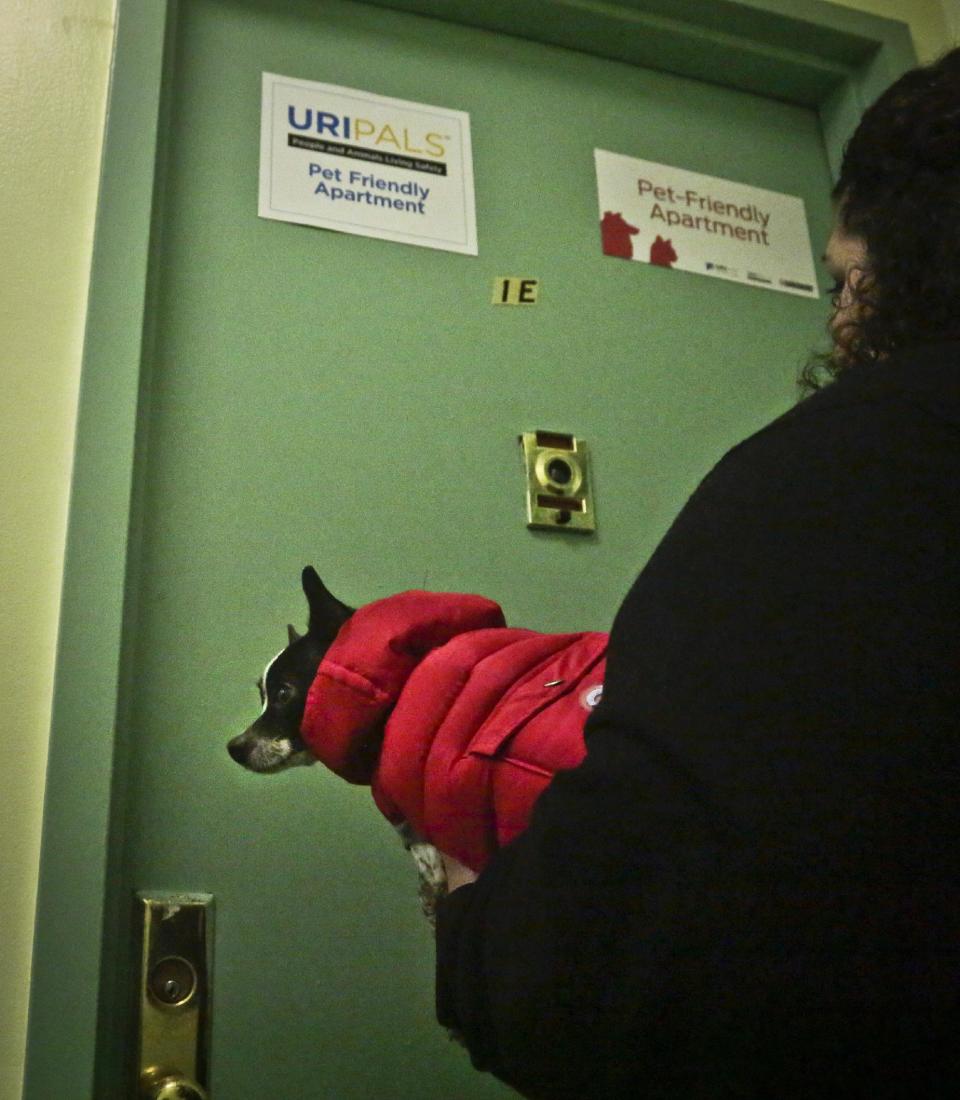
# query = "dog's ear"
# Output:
<box><xmin>287</xmin><ymin>624</ymin><xmax>303</xmax><ymax>646</ymax></box>
<box><xmin>301</xmin><ymin>566</ymin><xmax>353</xmax><ymax>637</ymax></box>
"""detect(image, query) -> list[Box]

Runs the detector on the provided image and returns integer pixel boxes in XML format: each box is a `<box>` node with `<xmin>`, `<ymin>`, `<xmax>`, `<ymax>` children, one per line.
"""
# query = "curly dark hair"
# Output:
<box><xmin>800</xmin><ymin>47</ymin><xmax>960</xmax><ymax>393</ymax></box>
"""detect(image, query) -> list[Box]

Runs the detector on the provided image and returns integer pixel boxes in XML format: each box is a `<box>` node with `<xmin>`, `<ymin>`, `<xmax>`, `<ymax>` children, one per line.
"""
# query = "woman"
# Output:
<box><xmin>436</xmin><ymin>49</ymin><xmax>960</xmax><ymax>1099</ymax></box>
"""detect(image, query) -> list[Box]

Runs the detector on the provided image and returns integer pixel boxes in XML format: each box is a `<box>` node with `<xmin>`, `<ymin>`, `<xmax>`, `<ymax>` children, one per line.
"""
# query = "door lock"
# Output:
<box><xmin>148</xmin><ymin>955</ymin><xmax>198</xmax><ymax>1006</ymax></box>
<box><xmin>136</xmin><ymin>893</ymin><xmax>214</xmax><ymax>1098</ymax></box>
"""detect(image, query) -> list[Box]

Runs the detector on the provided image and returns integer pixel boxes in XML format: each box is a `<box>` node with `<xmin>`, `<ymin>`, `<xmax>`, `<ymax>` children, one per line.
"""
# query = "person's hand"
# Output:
<box><xmin>440</xmin><ymin>850</ymin><xmax>479</xmax><ymax>892</ymax></box>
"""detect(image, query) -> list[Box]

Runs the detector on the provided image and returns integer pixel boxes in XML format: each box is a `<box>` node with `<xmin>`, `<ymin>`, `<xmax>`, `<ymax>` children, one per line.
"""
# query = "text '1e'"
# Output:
<box><xmin>493</xmin><ymin>277</ymin><xmax>540</xmax><ymax>305</ymax></box>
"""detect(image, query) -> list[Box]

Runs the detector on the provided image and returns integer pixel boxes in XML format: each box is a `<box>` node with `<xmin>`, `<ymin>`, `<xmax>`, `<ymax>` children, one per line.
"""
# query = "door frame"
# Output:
<box><xmin>24</xmin><ymin>1</ymin><xmax>915</xmax><ymax>1095</ymax></box>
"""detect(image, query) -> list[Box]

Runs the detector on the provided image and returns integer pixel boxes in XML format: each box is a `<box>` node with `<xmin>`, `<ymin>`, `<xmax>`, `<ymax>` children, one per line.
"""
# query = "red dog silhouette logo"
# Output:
<box><xmin>600</xmin><ymin>211</ymin><xmax>640</xmax><ymax>259</ymax></box>
<box><xmin>649</xmin><ymin>235</ymin><xmax>678</xmax><ymax>267</ymax></box>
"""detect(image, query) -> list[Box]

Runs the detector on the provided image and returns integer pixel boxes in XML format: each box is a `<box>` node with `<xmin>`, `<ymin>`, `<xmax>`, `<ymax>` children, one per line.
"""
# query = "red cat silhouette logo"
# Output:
<box><xmin>600</xmin><ymin>211</ymin><xmax>640</xmax><ymax>259</ymax></box>
<box><xmin>650</xmin><ymin>235</ymin><xmax>678</xmax><ymax>267</ymax></box>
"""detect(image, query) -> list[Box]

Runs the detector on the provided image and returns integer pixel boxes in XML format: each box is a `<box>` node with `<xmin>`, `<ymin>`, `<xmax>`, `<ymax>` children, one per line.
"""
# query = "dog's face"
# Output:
<box><xmin>227</xmin><ymin>566</ymin><xmax>352</xmax><ymax>774</ymax></box>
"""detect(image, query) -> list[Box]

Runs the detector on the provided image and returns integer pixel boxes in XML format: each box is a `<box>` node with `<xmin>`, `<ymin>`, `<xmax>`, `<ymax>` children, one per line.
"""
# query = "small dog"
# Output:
<box><xmin>227</xmin><ymin>566</ymin><xmax>448</xmax><ymax>923</ymax></box>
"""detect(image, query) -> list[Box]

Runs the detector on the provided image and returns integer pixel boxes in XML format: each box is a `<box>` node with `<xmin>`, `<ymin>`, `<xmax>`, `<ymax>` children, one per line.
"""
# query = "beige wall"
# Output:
<box><xmin>824</xmin><ymin>0</ymin><xmax>952</xmax><ymax>58</ymax></box>
<box><xmin>940</xmin><ymin>0</ymin><xmax>960</xmax><ymax>42</ymax></box>
<box><xmin>0</xmin><ymin>2</ymin><xmax>116</xmax><ymax>1097</ymax></box>
<box><xmin>0</xmin><ymin>1</ymin><xmax>952</xmax><ymax>1097</ymax></box>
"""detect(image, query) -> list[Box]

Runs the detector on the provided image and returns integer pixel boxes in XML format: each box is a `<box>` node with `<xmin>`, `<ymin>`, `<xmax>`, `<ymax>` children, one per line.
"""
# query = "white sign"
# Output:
<box><xmin>594</xmin><ymin>149</ymin><xmax>818</xmax><ymax>297</ymax></box>
<box><xmin>259</xmin><ymin>73</ymin><xmax>477</xmax><ymax>255</ymax></box>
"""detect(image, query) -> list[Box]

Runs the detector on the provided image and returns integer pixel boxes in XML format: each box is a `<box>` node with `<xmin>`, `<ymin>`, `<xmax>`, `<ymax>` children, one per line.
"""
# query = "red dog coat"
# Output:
<box><xmin>300</xmin><ymin>591</ymin><xmax>607</xmax><ymax>871</ymax></box>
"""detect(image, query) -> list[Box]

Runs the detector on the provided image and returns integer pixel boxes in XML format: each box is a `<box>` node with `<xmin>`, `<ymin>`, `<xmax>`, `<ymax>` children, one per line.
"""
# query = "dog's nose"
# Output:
<box><xmin>227</xmin><ymin>740</ymin><xmax>247</xmax><ymax>764</ymax></box>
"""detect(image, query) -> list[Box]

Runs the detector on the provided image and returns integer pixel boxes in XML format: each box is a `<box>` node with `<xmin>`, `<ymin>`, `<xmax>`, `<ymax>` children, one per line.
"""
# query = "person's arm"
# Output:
<box><xmin>434</xmin><ymin>726</ymin><xmax>671</xmax><ymax>1098</ymax></box>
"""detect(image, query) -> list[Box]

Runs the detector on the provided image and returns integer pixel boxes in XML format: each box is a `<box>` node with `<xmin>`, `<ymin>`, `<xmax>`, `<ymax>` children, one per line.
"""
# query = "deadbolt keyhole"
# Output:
<box><xmin>148</xmin><ymin>956</ymin><xmax>198</xmax><ymax>1007</ymax></box>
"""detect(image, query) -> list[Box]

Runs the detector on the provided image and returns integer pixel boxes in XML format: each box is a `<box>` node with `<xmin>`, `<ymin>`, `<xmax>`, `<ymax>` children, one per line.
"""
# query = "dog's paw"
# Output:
<box><xmin>395</xmin><ymin>822</ymin><xmax>447</xmax><ymax>929</ymax></box>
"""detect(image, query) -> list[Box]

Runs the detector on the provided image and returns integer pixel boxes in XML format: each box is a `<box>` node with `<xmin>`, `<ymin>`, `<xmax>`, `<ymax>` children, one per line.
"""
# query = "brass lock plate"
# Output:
<box><xmin>136</xmin><ymin>892</ymin><xmax>214</xmax><ymax>1097</ymax></box>
<box><xmin>520</xmin><ymin>430</ymin><xmax>596</xmax><ymax>533</ymax></box>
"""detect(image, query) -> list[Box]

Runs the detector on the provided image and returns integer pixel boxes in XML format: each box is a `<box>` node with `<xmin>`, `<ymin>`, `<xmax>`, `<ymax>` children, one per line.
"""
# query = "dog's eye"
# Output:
<box><xmin>276</xmin><ymin>685</ymin><xmax>293</xmax><ymax>705</ymax></box>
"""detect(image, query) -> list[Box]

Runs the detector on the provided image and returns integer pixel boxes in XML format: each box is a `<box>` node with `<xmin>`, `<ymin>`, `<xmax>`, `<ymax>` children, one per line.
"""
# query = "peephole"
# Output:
<box><xmin>546</xmin><ymin>457</ymin><xmax>572</xmax><ymax>486</ymax></box>
<box><xmin>534</xmin><ymin>448</ymin><xmax>583</xmax><ymax>496</ymax></box>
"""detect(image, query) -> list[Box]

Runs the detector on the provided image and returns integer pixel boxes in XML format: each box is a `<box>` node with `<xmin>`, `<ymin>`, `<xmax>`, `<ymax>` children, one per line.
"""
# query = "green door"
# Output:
<box><xmin>26</xmin><ymin>1</ymin><xmax>912</xmax><ymax>1097</ymax></box>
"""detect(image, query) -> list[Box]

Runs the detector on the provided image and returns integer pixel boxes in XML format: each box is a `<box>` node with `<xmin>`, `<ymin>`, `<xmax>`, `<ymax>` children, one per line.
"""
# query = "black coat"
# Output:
<box><xmin>436</xmin><ymin>342</ymin><xmax>960</xmax><ymax>1099</ymax></box>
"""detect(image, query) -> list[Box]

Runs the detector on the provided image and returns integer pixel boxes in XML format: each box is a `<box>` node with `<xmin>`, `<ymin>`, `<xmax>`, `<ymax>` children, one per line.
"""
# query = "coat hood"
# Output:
<box><xmin>300</xmin><ymin>591</ymin><xmax>506</xmax><ymax>783</ymax></box>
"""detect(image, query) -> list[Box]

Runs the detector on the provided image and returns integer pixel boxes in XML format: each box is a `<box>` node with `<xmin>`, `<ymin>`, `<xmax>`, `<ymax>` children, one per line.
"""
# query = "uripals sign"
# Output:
<box><xmin>595</xmin><ymin>149</ymin><xmax>818</xmax><ymax>298</ymax></box>
<box><xmin>259</xmin><ymin>73</ymin><xmax>477</xmax><ymax>255</ymax></box>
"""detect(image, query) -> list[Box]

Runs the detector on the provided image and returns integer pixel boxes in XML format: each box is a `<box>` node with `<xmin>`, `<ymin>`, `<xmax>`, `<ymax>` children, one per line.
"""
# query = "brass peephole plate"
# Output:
<box><xmin>520</xmin><ymin>430</ymin><xmax>596</xmax><ymax>533</ymax></box>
